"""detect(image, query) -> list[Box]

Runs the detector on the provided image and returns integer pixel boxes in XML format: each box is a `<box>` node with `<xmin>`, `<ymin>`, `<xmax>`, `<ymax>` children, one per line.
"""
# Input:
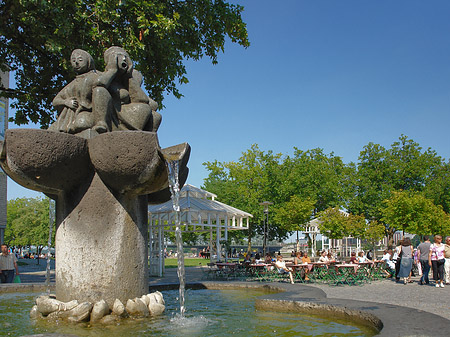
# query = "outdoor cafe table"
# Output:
<box><xmin>309</xmin><ymin>262</ymin><xmax>331</xmax><ymax>282</ymax></box>
<box><xmin>248</xmin><ymin>263</ymin><xmax>271</xmax><ymax>281</ymax></box>
<box><xmin>370</xmin><ymin>260</ymin><xmax>387</xmax><ymax>279</ymax></box>
<box><xmin>333</xmin><ymin>263</ymin><xmax>362</xmax><ymax>285</ymax></box>
<box><xmin>214</xmin><ymin>262</ymin><xmax>239</xmax><ymax>279</ymax></box>
<box><xmin>288</xmin><ymin>263</ymin><xmax>313</xmax><ymax>282</ymax></box>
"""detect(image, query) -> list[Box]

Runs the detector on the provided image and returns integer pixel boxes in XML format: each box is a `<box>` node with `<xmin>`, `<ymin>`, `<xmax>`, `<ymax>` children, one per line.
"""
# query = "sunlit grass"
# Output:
<box><xmin>164</xmin><ymin>257</ymin><xmax>210</xmax><ymax>268</ymax></box>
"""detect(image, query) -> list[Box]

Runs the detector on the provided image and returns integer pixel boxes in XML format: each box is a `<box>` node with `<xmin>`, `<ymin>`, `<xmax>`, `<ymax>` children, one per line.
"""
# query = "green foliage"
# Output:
<box><xmin>202</xmin><ymin>135</ymin><xmax>450</xmax><ymax>248</ymax></box>
<box><xmin>278</xmin><ymin>148</ymin><xmax>349</xmax><ymax>215</ymax></box>
<box><xmin>347</xmin><ymin>135</ymin><xmax>446</xmax><ymax>245</ymax></box>
<box><xmin>0</xmin><ymin>0</ymin><xmax>249</xmax><ymax>127</ymax></box>
<box><xmin>348</xmin><ymin>135</ymin><xmax>443</xmax><ymax>222</ymax></box>
<box><xmin>5</xmin><ymin>197</ymin><xmax>53</xmax><ymax>247</ymax></box>
<box><xmin>380</xmin><ymin>190</ymin><xmax>450</xmax><ymax>237</ymax></box>
<box><xmin>423</xmin><ymin>160</ymin><xmax>450</xmax><ymax>213</ymax></box>
<box><xmin>274</xmin><ymin>195</ymin><xmax>315</xmax><ymax>232</ymax></box>
<box><xmin>362</xmin><ymin>220</ymin><xmax>386</xmax><ymax>243</ymax></box>
<box><xmin>317</xmin><ymin>207</ymin><xmax>348</xmax><ymax>240</ymax></box>
<box><xmin>203</xmin><ymin>145</ymin><xmax>287</xmax><ymax>250</ymax></box>
<box><xmin>346</xmin><ymin>213</ymin><xmax>367</xmax><ymax>238</ymax></box>
<box><xmin>318</xmin><ymin>209</ymin><xmax>385</xmax><ymax>247</ymax></box>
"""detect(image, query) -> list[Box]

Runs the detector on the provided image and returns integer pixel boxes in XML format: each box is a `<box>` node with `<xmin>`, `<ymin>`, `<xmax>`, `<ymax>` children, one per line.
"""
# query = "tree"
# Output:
<box><xmin>274</xmin><ymin>195</ymin><xmax>315</xmax><ymax>251</ymax></box>
<box><xmin>346</xmin><ymin>213</ymin><xmax>367</xmax><ymax>239</ymax></box>
<box><xmin>0</xmin><ymin>0</ymin><xmax>249</xmax><ymax>127</ymax></box>
<box><xmin>347</xmin><ymin>142</ymin><xmax>391</xmax><ymax>222</ymax></box>
<box><xmin>424</xmin><ymin>160</ymin><xmax>450</xmax><ymax>213</ymax></box>
<box><xmin>317</xmin><ymin>207</ymin><xmax>349</xmax><ymax>250</ymax></box>
<box><xmin>348</xmin><ymin>135</ymin><xmax>444</xmax><ymax>245</ymax></box>
<box><xmin>6</xmin><ymin>197</ymin><xmax>54</xmax><ymax>261</ymax></box>
<box><xmin>362</xmin><ymin>220</ymin><xmax>386</xmax><ymax>248</ymax></box>
<box><xmin>203</xmin><ymin>144</ymin><xmax>287</xmax><ymax>253</ymax></box>
<box><xmin>380</xmin><ymin>190</ymin><xmax>450</xmax><ymax>242</ymax></box>
<box><xmin>278</xmin><ymin>148</ymin><xmax>349</xmax><ymax>215</ymax></box>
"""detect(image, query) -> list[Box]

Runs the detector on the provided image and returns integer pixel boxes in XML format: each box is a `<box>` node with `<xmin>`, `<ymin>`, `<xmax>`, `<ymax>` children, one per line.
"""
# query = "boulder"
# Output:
<box><xmin>140</xmin><ymin>294</ymin><xmax>150</xmax><ymax>306</ymax></box>
<box><xmin>153</xmin><ymin>291</ymin><xmax>165</xmax><ymax>305</ymax></box>
<box><xmin>148</xmin><ymin>293</ymin><xmax>165</xmax><ymax>316</ymax></box>
<box><xmin>99</xmin><ymin>314</ymin><xmax>120</xmax><ymax>325</ymax></box>
<box><xmin>90</xmin><ymin>300</ymin><xmax>110</xmax><ymax>322</ymax></box>
<box><xmin>125</xmin><ymin>298</ymin><xmax>149</xmax><ymax>317</ymax></box>
<box><xmin>112</xmin><ymin>299</ymin><xmax>128</xmax><ymax>318</ymax></box>
<box><xmin>29</xmin><ymin>305</ymin><xmax>43</xmax><ymax>319</ymax></box>
<box><xmin>66</xmin><ymin>302</ymin><xmax>93</xmax><ymax>323</ymax></box>
<box><xmin>36</xmin><ymin>296</ymin><xmax>65</xmax><ymax>316</ymax></box>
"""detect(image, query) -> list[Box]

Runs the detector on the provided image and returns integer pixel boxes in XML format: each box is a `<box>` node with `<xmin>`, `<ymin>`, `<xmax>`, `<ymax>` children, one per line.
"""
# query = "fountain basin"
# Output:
<box><xmin>0</xmin><ymin>288</ymin><xmax>378</xmax><ymax>337</ymax></box>
<box><xmin>88</xmin><ymin>131</ymin><xmax>169</xmax><ymax>196</ymax></box>
<box><xmin>0</xmin><ymin>129</ymin><xmax>92</xmax><ymax>195</ymax></box>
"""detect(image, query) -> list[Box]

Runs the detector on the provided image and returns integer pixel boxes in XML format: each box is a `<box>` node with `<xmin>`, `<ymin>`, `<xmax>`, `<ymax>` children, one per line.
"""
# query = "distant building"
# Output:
<box><xmin>0</xmin><ymin>71</ymin><xmax>8</xmax><ymax>244</ymax></box>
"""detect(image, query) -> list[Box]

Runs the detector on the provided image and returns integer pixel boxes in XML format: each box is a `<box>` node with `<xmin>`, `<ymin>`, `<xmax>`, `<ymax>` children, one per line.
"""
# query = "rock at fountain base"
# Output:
<box><xmin>31</xmin><ymin>292</ymin><xmax>165</xmax><ymax>324</ymax></box>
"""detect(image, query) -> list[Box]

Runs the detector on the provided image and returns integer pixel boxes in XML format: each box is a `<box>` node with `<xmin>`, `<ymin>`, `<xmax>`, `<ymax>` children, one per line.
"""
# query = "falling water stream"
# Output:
<box><xmin>166</xmin><ymin>159</ymin><xmax>186</xmax><ymax>317</ymax></box>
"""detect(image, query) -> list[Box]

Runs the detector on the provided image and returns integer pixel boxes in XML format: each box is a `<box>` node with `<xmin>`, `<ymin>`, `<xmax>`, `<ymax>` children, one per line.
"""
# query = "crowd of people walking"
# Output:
<box><xmin>380</xmin><ymin>235</ymin><xmax>450</xmax><ymax>287</ymax></box>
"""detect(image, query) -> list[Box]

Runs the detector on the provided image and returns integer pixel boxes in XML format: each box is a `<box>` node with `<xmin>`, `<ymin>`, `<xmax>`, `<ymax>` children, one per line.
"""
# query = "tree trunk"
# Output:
<box><xmin>387</xmin><ymin>229</ymin><xmax>395</xmax><ymax>248</ymax></box>
<box><xmin>247</xmin><ymin>225</ymin><xmax>252</xmax><ymax>255</ymax></box>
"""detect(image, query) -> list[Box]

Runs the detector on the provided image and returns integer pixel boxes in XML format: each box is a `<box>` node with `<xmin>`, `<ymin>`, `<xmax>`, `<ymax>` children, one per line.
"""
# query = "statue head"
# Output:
<box><xmin>104</xmin><ymin>46</ymin><xmax>133</xmax><ymax>76</ymax></box>
<box><xmin>71</xmin><ymin>49</ymin><xmax>95</xmax><ymax>74</ymax></box>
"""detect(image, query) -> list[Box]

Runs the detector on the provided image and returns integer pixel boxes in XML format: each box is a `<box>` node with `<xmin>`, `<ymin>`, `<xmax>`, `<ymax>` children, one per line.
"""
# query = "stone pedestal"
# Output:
<box><xmin>55</xmin><ymin>174</ymin><xmax>149</xmax><ymax>306</ymax></box>
<box><xmin>0</xmin><ymin>129</ymin><xmax>189</xmax><ymax>306</ymax></box>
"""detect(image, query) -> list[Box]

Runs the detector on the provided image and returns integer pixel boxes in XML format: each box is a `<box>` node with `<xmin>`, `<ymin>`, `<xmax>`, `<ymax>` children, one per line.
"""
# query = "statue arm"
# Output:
<box><xmin>52</xmin><ymin>85</ymin><xmax>77</xmax><ymax>112</ymax></box>
<box><xmin>94</xmin><ymin>53</ymin><xmax>119</xmax><ymax>88</ymax></box>
<box><xmin>94</xmin><ymin>68</ymin><xmax>118</xmax><ymax>89</ymax></box>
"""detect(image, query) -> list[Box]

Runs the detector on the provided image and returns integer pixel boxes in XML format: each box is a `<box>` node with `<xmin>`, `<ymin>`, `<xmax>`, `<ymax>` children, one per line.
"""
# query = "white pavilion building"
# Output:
<box><xmin>147</xmin><ymin>184</ymin><xmax>252</xmax><ymax>276</ymax></box>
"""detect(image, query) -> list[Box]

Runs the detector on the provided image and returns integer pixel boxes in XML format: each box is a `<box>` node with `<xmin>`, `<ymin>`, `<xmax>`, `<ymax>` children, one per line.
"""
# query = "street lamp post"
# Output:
<box><xmin>259</xmin><ymin>201</ymin><xmax>273</xmax><ymax>256</ymax></box>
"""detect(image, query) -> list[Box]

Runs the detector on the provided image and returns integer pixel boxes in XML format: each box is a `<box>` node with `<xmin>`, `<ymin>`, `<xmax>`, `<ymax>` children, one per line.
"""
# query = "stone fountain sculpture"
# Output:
<box><xmin>0</xmin><ymin>47</ymin><xmax>189</xmax><ymax>320</ymax></box>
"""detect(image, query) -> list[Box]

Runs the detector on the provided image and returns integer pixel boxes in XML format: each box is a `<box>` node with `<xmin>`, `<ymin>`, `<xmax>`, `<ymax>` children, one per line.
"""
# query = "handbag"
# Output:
<box><xmin>13</xmin><ymin>275</ymin><xmax>21</xmax><ymax>283</ymax></box>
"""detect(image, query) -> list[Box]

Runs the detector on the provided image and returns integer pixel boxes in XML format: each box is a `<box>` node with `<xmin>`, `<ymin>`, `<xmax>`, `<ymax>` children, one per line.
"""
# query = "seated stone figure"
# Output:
<box><xmin>49</xmin><ymin>47</ymin><xmax>161</xmax><ymax>137</ymax></box>
<box><xmin>50</xmin><ymin>49</ymin><xmax>118</xmax><ymax>134</ymax></box>
<box><xmin>101</xmin><ymin>46</ymin><xmax>161</xmax><ymax>133</ymax></box>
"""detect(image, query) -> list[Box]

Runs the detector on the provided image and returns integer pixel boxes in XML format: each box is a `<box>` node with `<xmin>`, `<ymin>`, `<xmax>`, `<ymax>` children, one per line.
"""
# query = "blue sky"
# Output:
<box><xmin>6</xmin><ymin>0</ymin><xmax>450</xmax><ymax>200</ymax></box>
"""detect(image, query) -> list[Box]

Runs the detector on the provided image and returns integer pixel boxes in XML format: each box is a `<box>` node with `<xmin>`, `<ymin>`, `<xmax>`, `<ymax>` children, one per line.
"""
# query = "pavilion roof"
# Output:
<box><xmin>148</xmin><ymin>184</ymin><xmax>252</xmax><ymax>231</ymax></box>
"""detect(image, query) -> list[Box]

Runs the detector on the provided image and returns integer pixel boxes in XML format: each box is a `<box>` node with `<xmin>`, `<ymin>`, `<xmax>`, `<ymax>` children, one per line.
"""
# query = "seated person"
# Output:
<box><xmin>318</xmin><ymin>250</ymin><xmax>329</xmax><ymax>263</ymax></box>
<box><xmin>264</xmin><ymin>253</ymin><xmax>273</xmax><ymax>264</ymax></box>
<box><xmin>357</xmin><ymin>251</ymin><xmax>372</xmax><ymax>263</ymax></box>
<box><xmin>242</xmin><ymin>254</ymin><xmax>251</xmax><ymax>266</ymax></box>
<box><xmin>255</xmin><ymin>253</ymin><xmax>263</xmax><ymax>264</ymax></box>
<box><xmin>381</xmin><ymin>249</ymin><xmax>395</xmax><ymax>276</ymax></box>
<box><xmin>301</xmin><ymin>253</ymin><xmax>312</xmax><ymax>281</ymax></box>
<box><xmin>274</xmin><ymin>255</ymin><xmax>294</xmax><ymax>284</ymax></box>
<box><xmin>349</xmin><ymin>252</ymin><xmax>358</xmax><ymax>264</ymax></box>
<box><xmin>327</xmin><ymin>252</ymin><xmax>336</xmax><ymax>262</ymax></box>
<box><xmin>302</xmin><ymin>253</ymin><xmax>311</xmax><ymax>264</ymax></box>
<box><xmin>293</xmin><ymin>251</ymin><xmax>303</xmax><ymax>265</ymax></box>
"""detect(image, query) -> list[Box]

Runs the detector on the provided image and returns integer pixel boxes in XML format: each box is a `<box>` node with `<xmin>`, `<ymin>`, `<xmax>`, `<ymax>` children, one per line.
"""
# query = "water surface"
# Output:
<box><xmin>0</xmin><ymin>289</ymin><xmax>376</xmax><ymax>336</ymax></box>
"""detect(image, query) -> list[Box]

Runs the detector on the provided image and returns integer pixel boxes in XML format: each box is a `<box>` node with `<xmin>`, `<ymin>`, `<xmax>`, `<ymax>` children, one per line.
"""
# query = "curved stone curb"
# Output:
<box><xmin>0</xmin><ymin>283</ymin><xmax>55</xmax><ymax>294</ymax></box>
<box><xmin>149</xmin><ymin>281</ymin><xmax>449</xmax><ymax>337</ymax></box>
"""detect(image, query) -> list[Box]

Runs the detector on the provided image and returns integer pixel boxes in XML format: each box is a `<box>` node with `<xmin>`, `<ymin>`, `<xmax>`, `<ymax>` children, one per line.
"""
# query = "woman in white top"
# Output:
<box><xmin>318</xmin><ymin>251</ymin><xmax>329</xmax><ymax>263</ymax></box>
<box><xmin>429</xmin><ymin>235</ymin><xmax>446</xmax><ymax>288</ymax></box>
<box><xmin>274</xmin><ymin>255</ymin><xmax>294</xmax><ymax>284</ymax></box>
<box><xmin>357</xmin><ymin>251</ymin><xmax>368</xmax><ymax>263</ymax></box>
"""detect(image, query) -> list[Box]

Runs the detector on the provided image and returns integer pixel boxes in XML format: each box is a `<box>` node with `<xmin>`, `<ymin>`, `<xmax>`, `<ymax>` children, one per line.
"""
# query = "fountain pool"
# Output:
<box><xmin>0</xmin><ymin>289</ymin><xmax>377</xmax><ymax>336</ymax></box>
